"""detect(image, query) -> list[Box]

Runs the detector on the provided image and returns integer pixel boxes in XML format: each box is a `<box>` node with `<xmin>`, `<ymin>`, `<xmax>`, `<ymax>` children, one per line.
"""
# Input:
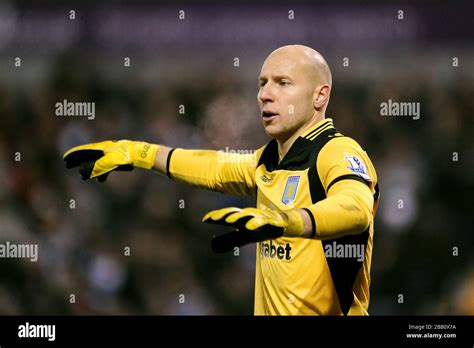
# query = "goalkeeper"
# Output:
<box><xmin>63</xmin><ymin>45</ymin><xmax>379</xmax><ymax>315</ymax></box>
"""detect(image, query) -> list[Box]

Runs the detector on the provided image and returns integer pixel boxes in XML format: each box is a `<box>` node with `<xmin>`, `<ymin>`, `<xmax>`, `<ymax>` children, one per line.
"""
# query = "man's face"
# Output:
<box><xmin>257</xmin><ymin>52</ymin><xmax>317</xmax><ymax>141</ymax></box>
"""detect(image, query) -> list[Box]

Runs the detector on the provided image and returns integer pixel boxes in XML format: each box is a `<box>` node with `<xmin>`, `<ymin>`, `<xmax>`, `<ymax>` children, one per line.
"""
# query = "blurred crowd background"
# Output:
<box><xmin>0</xmin><ymin>0</ymin><xmax>473</xmax><ymax>315</ymax></box>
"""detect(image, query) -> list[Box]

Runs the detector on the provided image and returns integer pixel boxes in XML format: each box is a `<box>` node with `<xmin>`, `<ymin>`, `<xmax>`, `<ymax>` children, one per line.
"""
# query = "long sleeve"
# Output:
<box><xmin>305</xmin><ymin>179</ymin><xmax>373</xmax><ymax>239</ymax></box>
<box><xmin>305</xmin><ymin>136</ymin><xmax>378</xmax><ymax>239</ymax></box>
<box><xmin>168</xmin><ymin>146</ymin><xmax>265</xmax><ymax>196</ymax></box>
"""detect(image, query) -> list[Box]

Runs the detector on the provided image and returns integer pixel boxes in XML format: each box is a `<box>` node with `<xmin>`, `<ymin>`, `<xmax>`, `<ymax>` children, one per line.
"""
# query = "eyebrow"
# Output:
<box><xmin>258</xmin><ymin>74</ymin><xmax>293</xmax><ymax>82</ymax></box>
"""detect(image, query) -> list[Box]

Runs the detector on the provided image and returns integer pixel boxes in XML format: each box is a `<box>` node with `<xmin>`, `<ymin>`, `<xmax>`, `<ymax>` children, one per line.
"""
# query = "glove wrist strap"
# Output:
<box><xmin>132</xmin><ymin>142</ymin><xmax>159</xmax><ymax>169</ymax></box>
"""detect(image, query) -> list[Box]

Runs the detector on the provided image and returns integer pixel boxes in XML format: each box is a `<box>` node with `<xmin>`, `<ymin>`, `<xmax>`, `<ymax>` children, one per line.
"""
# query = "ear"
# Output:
<box><xmin>313</xmin><ymin>84</ymin><xmax>331</xmax><ymax>110</ymax></box>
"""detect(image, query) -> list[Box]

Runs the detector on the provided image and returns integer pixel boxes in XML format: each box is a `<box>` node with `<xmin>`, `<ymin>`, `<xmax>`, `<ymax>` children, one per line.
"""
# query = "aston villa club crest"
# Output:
<box><xmin>282</xmin><ymin>175</ymin><xmax>300</xmax><ymax>205</ymax></box>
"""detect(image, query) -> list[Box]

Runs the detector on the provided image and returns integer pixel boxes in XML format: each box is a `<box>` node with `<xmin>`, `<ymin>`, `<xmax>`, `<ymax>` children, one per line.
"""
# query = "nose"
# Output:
<box><xmin>258</xmin><ymin>83</ymin><xmax>274</xmax><ymax>104</ymax></box>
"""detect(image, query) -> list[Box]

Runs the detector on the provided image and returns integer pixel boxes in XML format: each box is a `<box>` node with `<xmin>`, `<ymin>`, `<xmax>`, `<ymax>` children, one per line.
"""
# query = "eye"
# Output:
<box><xmin>279</xmin><ymin>80</ymin><xmax>291</xmax><ymax>86</ymax></box>
<box><xmin>259</xmin><ymin>80</ymin><xmax>267</xmax><ymax>87</ymax></box>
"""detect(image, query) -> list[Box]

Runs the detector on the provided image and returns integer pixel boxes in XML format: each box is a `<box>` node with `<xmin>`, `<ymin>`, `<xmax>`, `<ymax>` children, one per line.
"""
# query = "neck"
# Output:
<box><xmin>277</xmin><ymin>113</ymin><xmax>325</xmax><ymax>160</ymax></box>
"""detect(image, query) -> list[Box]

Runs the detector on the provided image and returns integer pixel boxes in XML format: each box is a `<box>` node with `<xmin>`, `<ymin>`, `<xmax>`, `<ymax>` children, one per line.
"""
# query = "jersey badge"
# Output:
<box><xmin>345</xmin><ymin>155</ymin><xmax>371</xmax><ymax>182</ymax></box>
<box><xmin>282</xmin><ymin>175</ymin><xmax>300</xmax><ymax>205</ymax></box>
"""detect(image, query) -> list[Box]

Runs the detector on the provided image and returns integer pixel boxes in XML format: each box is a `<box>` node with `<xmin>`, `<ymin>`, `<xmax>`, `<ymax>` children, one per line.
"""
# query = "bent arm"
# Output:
<box><xmin>297</xmin><ymin>179</ymin><xmax>374</xmax><ymax>239</ymax></box>
<box><xmin>296</xmin><ymin>135</ymin><xmax>378</xmax><ymax>239</ymax></box>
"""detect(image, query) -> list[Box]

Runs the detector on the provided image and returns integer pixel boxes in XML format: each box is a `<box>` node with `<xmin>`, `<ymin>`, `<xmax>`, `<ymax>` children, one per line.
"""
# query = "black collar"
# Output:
<box><xmin>259</xmin><ymin>137</ymin><xmax>313</xmax><ymax>171</ymax></box>
<box><xmin>258</xmin><ymin>120</ymin><xmax>338</xmax><ymax>172</ymax></box>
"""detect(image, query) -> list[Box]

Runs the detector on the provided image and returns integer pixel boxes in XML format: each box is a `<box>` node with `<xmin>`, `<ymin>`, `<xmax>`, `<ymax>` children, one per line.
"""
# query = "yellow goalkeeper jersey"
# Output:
<box><xmin>168</xmin><ymin>118</ymin><xmax>379</xmax><ymax>315</ymax></box>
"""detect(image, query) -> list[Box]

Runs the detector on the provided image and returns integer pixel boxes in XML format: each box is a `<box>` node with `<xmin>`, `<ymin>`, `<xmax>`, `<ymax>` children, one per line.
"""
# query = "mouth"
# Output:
<box><xmin>262</xmin><ymin>111</ymin><xmax>279</xmax><ymax>121</ymax></box>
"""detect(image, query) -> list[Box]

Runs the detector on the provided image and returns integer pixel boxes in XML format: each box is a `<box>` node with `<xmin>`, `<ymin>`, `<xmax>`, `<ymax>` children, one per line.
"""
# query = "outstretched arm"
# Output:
<box><xmin>63</xmin><ymin>140</ymin><xmax>263</xmax><ymax>196</ymax></box>
<box><xmin>161</xmin><ymin>148</ymin><xmax>262</xmax><ymax>195</ymax></box>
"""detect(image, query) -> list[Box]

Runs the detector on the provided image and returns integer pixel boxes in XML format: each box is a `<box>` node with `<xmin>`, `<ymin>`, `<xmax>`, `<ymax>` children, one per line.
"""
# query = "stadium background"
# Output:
<box><xmin>0</xmin><ymin>0</ymin><xmax>473</xmax><ymax>315</ymax></box>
